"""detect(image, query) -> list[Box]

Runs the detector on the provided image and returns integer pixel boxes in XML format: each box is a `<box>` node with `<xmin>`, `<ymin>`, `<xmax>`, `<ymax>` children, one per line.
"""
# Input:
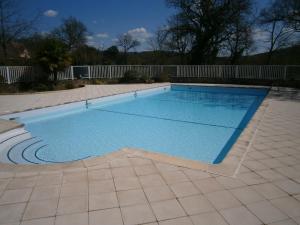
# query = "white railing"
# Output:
<box><xmin>0</xmin><ymin>65</ymin><xmax>299</xmax><ymax>84</ymax></box>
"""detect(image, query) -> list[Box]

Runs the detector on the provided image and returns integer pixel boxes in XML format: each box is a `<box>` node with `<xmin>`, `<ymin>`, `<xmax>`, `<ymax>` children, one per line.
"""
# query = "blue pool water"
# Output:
<box><xmin>14</xmin><ymin>85</ymin><xmax>268</xmax><ymax>164</ymax></box>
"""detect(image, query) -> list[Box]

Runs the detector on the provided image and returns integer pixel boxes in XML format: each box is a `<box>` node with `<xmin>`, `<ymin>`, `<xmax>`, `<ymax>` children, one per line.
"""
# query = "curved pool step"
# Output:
<box><xmin>0</xmin><ymin>128</ymin><xmax>90</xmax><ymax>165</ymax></box>
<box><xmin>22</xmin><ymin>142</ymin><xmax>49</xmax><ymax>164</ymax></box>
<box><xmin>0</xmin><ymin>128</ymin><xmax>29</xmax><ymax>145</ymax></box>
<box><xmin>0</xmin><ymin>129</ymin><xmax>47</xmax><ymax>164</ymax></box>
<box><xmin>7</xmin><ymin>136</ymin><xmax>39</xmax><ymax>164</ymax></box>
<box><xmin>0</xmin><ymin>131</ymin><xmax>32</xmax><ymax>164</ymax></box>
<box><xmin>8</xmin><ymin>137</ymin><xmax>48</xmax><ymax>164</ymax></box>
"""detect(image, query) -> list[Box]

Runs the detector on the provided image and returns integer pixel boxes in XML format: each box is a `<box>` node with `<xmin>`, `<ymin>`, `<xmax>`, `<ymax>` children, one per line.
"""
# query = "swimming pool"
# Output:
<box><xmin>0</xmin><ymin>84</ymin><xmax>268</xmax><ymax>165</ymax></box>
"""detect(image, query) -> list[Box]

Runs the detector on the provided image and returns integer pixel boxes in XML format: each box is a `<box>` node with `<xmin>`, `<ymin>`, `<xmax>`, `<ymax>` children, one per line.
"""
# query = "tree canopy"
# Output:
<box><xmin>165</xmin><ymin>0</ymin><xmax>255</xmax><ymax>64</ymax></box>
<box><xmin>51</xmin><ymin>16</ymin><xmax>88</xmax><ymax>51</ymax></box>
<box><xmin>36</xmin><ymin>38</ymin><xmax>72</xmax><ymax>82</ymax></box>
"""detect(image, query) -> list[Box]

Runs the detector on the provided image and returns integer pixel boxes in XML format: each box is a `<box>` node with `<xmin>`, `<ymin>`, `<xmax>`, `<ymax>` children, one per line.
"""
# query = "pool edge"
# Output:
<box><xmin>0</xmin><ymin>83</ymin><xmax>271</xmax><ymax>177</ymax></box>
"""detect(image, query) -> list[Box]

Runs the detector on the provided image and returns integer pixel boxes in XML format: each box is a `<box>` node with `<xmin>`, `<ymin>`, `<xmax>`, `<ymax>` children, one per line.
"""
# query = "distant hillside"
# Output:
<box><xmin>127</xmin><ymin>45</ymin><xmax>300</xmax><ymax>65</ymax></box>
<box><xmin>239</xmin><ymin>45</ymin><xmax>300</xmax><ymax>65</ymax></box>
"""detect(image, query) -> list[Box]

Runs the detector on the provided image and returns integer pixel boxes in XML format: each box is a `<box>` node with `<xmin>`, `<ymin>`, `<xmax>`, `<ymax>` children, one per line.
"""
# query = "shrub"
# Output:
<box><xmin>0</xmin><ymin>75</ymin><xmax>4</xmax><ymax>83</ymax></box>
<box><xmin>0</xmin><ymin>84</ymin><xmax>19</xmax><ymax>93</ymax></box>
<box><xmin>119</xmin><ymin>70</ymin><xmax>141</xmax><ymax>83</ymax></box>
<box><xmin>154</xmin><ymin>72</ymin><xmax>170</xmax><ymax>82</ymax></box>
<box><xmin>33</xmin><ymin>83</ymin><xmax>52</xmax><ymax>92</ymax></box>
<box><xmin>18</xmin><ymin>82</ymin><xmax>33</xmax><ymax>91</ymax></box>
<box><xmin>140</xmin><ymin>74</ymin><xmax>148</xmax><ymax>83</ymax></box>
<box><xmin>91</xmin><ymin>79</ymin><xmax>105</xmax><ymax>85</ymax></box>
<box><xmin>64</xmin><ymin>81</ymin><xmax>75</xmax><ymax>89</ymax></box>
<box><xmin>107</xmin><ymin>79</ymin><xmax>119</xmax><ymax>84</ymax></box>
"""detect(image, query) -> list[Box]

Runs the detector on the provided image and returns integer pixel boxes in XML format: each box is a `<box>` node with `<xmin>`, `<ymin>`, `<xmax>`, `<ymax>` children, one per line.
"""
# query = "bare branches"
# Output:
<box><xmin>0</xmin><ymin>0</ymin><xmax>37</xmax><ymax>61</ymax></box>
<box><xmin>116</xmin><ymin>33</ymin><xmax>140</xmax><ymax>64</ymax></box>
<box><xmin>259</xmin><ymin>0</ymin><xmax>298</xmax><ymax>64</ymax></box>
<box><xmin>148</xmin><ymin>27</ymin><xmax>169</xmax><ymax>52</ymax></box>
<box><xmin>116</xmin><ymin>33</ymin><xmax>140</xmax><ymax>53</ymax></box>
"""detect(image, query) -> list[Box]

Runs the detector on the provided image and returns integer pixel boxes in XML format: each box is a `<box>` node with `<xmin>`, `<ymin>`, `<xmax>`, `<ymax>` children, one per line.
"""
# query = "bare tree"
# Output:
<box><xmin>0</xmin><ymin>0</ymin><xmax>37</xmax><ymax>62</ymax></box>
<box><xmin>147</xmin><ymin>27</ymin><xmax>169</xmax><ymax>64</ymax></box>
<box><xmin>116</xmin><ymin>33</ymin><xmax>140</xmax><ymax>64</ymax></box>
<box><xmin>225</xmin><ymin>26</ymin><xmax>253</xmax><ymax>64</ymax></box>
<box><xmin>223</xmin><ymin>0</ymin><xmax>254</xmax><ymax>64</ymax></box>
<box><xmin>259</xmin><ymin>0</ymin><xmax>296</xmax><ymax>64</ymax></box>
<box><xmin>148</xmin><ymin>27</ymin><xmax>168</xmax><ymax>52</ymax></box>
<box><xmin>165</xmin><ymin>15</ymin><xmax>193</xmax><ymax>64</ymax></box>
<box><xmin>51</xmin><ymin>16</ymin><xmax>88</xmax><ymax>51</ymax></box>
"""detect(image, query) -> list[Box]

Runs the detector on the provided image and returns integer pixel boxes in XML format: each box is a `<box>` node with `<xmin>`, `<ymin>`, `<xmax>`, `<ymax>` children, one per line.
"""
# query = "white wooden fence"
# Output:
<box><xmin>0</xmin><ymin>65</ymin><xmax>299</xmax><ymax>84</ymax></box>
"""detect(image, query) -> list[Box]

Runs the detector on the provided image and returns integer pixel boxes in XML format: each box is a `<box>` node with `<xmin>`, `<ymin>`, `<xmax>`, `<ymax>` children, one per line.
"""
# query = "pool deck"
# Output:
<box><xmin>0</xmin><ymin>84</ymin><xmax>300</xmax><ymax>225</ymax></box>
<box><xmin>0</xmin><ymin>119</ymin><xmax>23</xmax><ymax>134</ymax></box>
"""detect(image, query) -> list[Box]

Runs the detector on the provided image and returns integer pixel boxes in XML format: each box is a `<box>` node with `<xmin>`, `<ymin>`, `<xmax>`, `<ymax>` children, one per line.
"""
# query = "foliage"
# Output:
<box><xmin>119</xmin><ymin>70</ymin><xmax>145</xmax><ymax>83</ymax></box>
<box><xmin>154</xmin><ymin>72</ymin><xmax>170</xmax><ymax>82</ymax></box>
<box><xmin>0</xmin><ymin>75</ymin><xmax>4</xmax><ymax>83</ymax></box>
<box><xmin>103</xmin><ymin>46</ymin><xmax>120</xmax><ymax>64</ymax></box>
<box><xmin>35</xmin><ymin>38</ymin><xmax>72</xmax><ymax>82</ymax></box>
<box><xmin>9</xmin><ymin>80</ymin><xmax>86</xmax><ymax>93</ymax></box>
<box><xmin>90</xmin><ymin>79</ymin><xmax>106</xmax><ymax>85</ymax></box>
<box><xmin>164</xmin><ymin>16</ymin><xmax>193</xmax><ymax>64</ymax></box>
<box><xmin>0</xmin><ymin>83</ymin><xmax>18</xmax><ymax>93</ymax></box>
<box><xmin>17</xmin><ymin>81</ymin><xmax>52</xmax><ymax>92</ymax></box>
<box><xmin>33</xmin><ymin>83</ymin><xmax>52</xmax><ymax>92</ymax></box>
<box><xmin>51</xmin><ymin>16</ymin><xmax>88</xmax><ymax>51</ymax></box>
<box><xmin>166</xmin><ymin>0</ymin><xmax>251</xmax><ymax>64</ymax></box>
<box><xmin>64</xmin><ymin>81</ymin><xmax>75</xmax><ymax>89</ymax></box>
<box><xmin>72</xmin><ymin>45</ymin><xmax>102</xmax><ymax>65</ymax></box>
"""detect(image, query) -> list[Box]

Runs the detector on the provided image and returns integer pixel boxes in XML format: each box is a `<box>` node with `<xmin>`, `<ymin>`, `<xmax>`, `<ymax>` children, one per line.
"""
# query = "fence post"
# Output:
<box><xmin>6</xmin><ymin>66</ymin><xmax>11</xmax><ymax>84</ymax></box>
<box><xmin>235</xmin><ymin>65</ymin><xmax>239</xmax><ymax>79</ymax></box>
<box><xmin>218</xmin><ymin>65</ymin><xmax>222</xmax><ymax>78</ymax></box>
<box><xmin>88</xmin><ymin>66</ymin><xmax>91</xmax><ymax>80</ymax></box>
<box><xmin>259</xmin><ymin>66</ymin><xmax>262</xmax><ymax>79</ymax></box>
<box><xmin>109</xmin><ymin>65</ymin><xmax>112</xmax><ymax>79</ymax></box>
<box><xmin>70</xmin><ymin>66</ymin><xmax>74</xmax><ymax>80</ymax></box>
<box><xmin>284</xmin><ymin>66</ymin><xmax>287</xmax><ymax>80</ymax></box>
<box><xmin>149</xmin><ymin>66</ymin><xmax>152</xmax><ymax>79</ymax></box>
<box><xmin>176</xmin><ymin>65</ymin><xmax>179</xmax><ymax>77</ymax></box>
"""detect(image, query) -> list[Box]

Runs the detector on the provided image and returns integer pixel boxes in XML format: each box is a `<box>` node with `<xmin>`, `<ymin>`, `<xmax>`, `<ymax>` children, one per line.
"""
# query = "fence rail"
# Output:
<box><xmin>0</xmin><ymin>65</ymin><xmax>299</xmax><ymax>84</ymax></box>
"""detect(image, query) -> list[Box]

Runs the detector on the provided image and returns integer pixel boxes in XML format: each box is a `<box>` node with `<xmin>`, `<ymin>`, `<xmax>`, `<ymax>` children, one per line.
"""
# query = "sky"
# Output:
<box><xmin>23</xmin><ymin>0</ymin><xmax>270</xmax><ymax>52</ymax></box>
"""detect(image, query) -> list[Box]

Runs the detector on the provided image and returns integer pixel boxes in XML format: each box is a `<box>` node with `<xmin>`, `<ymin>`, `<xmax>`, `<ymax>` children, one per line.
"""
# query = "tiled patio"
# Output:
<box><xmin>0</xmin><ymin>84</ymin><xmax>300</xmax><ymax>225</ymax></box>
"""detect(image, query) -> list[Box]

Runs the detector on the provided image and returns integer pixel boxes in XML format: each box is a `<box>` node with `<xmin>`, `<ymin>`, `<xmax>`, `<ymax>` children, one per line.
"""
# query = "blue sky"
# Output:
<box><xmin>24</xmin><ymin>0</ymin><xmax>270</xmax><ymax>51</ymax></box>
<box><xmin>24</xmin><ymin>0</ymin><xmax>175</xmax><ymax>50</ymax></box>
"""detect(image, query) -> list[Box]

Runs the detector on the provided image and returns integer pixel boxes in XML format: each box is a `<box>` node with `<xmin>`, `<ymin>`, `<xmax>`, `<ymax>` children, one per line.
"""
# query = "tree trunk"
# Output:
<box><xmin>266</xmin><ymin>21</ymin><xmax>276</xmax><ymax>65</ymax></box>
<box><xmin>0</xmin><ymin>41</ymin><xmax>7</xmax><ymax>63</ymax></box>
